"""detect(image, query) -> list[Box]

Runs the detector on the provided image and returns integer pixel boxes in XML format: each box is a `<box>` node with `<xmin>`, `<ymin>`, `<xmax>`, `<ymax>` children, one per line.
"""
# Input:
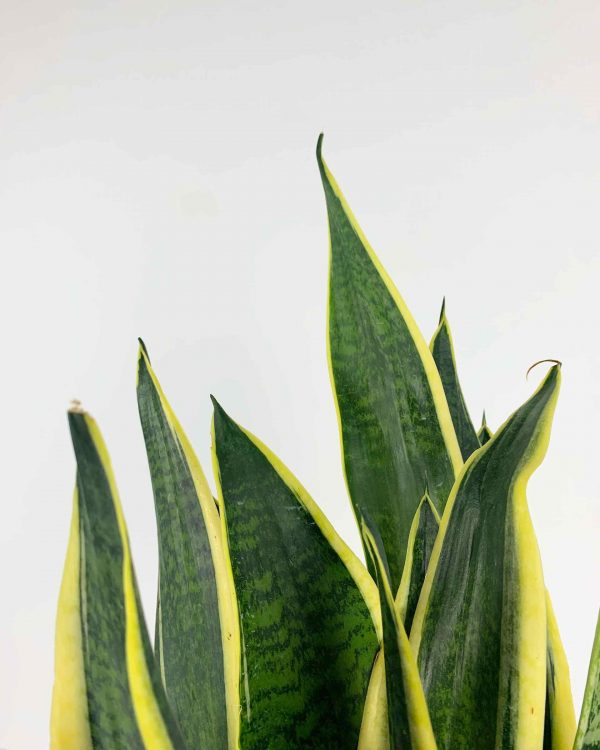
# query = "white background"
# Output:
<box><xmin>2</xmin><ymin>1</ymin><xmax>600</xmax><ymax>747</ymax></box>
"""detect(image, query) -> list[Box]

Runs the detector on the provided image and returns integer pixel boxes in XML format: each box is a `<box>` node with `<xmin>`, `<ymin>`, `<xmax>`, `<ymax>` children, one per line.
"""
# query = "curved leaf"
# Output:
<box><xmin>361</xmin><ymin>517</ymin><xmax>437</xmax><ymax>750</ymax></box>
<box><xmin>317</xmin><ymin>135</ymin><xmax>462</xmax><ymax>589</ymax></box>
<box><xmin>136</xmin><ymin>342</ymin><xmax>236</xmax><ymax>749</ymax></box>
<box><xmin>430</xmin><ymin>300</ymin><xmax>479</xmax><ymax>461</ymax></box>
<box><xmin>211</xmin><ymin>398</ymin><xmax>380</xmax><ymax>749</ymax></box>
<box><xmin>411</xmin><ymin>365</ymin><xmax>561</xmax><ymax>749</ymax></box>
<box><xmin>543</xmin><ymin>592</ymin><xmax>576</xmax><ymax>750</ymax></box>
<box><xmin>50</xmin><ymin>410</ymin><xmax>186</xmax><ymax>750</ymax></box>
<box><xmin>574</xmin><ymin>612</ymin><xmax>600</xmax><ymax>749</ymax></box>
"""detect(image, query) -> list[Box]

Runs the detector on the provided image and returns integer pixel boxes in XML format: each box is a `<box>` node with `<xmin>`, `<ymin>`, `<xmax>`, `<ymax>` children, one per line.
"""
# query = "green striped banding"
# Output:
<box><xmin>211</xmin><ymin>398</ymin><xmax>379</xmax><ymax>750</ymax></box>
<box><xmin>411</xmin><ymin>365</ymin><xmax>561</xmax><ymax>750</ymax></box>
<box><xmin>396</xmin><ymin>492</ymin><xmax>440</xmax><ymax>635</ymax></box>
<box><xmin>477</xmin><ymin>411</ymin><xmax>493</xmax><ymax>446</ymax></box>
<box><xmin>574</xmin><ymin>613</ymin><xmax>600</xmax><ymax>749</ymax></box>
<box><xmin>51</xmin><ymin>410</ymin><xmax>186</xmax><ymax>750</ymax></box>
<box><xmin>317</xmin><ymin>135</ymin><xmax>461</xmax><ymax>590</ymax></box>
<box><xmin>430</xmin><ymin>300</ymin><xmax>480</xmax><ymax>461</ymax></box>
<box><xmin>361</xmin><ymin>518</ymin><xmax>436</xmax><ymax>750</ymax></box>
<box><xmin>137</xmin><ymin>344</ymin><xmax>230</xmax><ymax>749</ymax></box>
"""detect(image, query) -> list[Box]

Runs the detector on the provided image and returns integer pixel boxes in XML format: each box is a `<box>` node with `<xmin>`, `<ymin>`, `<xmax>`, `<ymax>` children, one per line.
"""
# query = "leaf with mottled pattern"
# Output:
<box><xmin>211</xmin><ymin>397</ymin><xmax>380</xmax><ymax>750</ymax></box>
<box><xmin>317</xmin><ymin>135</ymin><xmax>462</xmax><ymax>590</ymax></box>
<box><xmin>136</xmin><ymin>342</ymin><xmax>236</xmax><ymax>749</ymax></box>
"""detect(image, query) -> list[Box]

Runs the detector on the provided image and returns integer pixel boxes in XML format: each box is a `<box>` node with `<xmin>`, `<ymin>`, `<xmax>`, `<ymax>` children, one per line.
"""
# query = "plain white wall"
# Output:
<box><xmin>2</xmin><ymin>1</ymin><xmax>600</xmax><ymax>747</ymax></box>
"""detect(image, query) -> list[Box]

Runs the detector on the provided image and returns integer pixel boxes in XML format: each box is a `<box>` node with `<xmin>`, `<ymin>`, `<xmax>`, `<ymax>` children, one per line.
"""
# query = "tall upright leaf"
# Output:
<box><xmin>211</xmin><ymin>398</ymin><xmax>380</xmax><ymax>749</ymax></box>
<box><xmin>430</xmin><ymin>300</ymin><xmax>479</xmax><ymax>461</ymax></box>
<box><xmin>317</xmin><ymin>135</ymin><xmax>462</xmax><ymax>588</ymax></box>
<box><xmin>50</xmin><ymin>409</ymin><xmax>186</xmax><ymax>750</ymax></box>
<box><xmin>361</xmin><ymin>518</ymin><xmax>437</xmax><ymax>750</ymax></box>
<box><xmin>136</xmin><ymin>342</ymin><xmax>236</xmax><ymax>749</ymax></box>
<box><xmin>411</xmin><ymin>365</ymin><xmax>561</xmax><ymax>749</ymax></box>
<box><xmin>574</xmin><ymin>612</ymin><xmax>600</xmax><ymax>749</ymax></box>
<box><xmin>396</xmin><ymin>492</ymin><xmax>440</xmax><ymax>634</ymax></box>
<box><xmin>477</xmin><ymin>411</ymin><xmax>493</xmax><ymax>446</ymax></box>
<box><xmin>543</xmin><ymin>592</ymin><xmax>576</xmax><ymax>750</ymax></box>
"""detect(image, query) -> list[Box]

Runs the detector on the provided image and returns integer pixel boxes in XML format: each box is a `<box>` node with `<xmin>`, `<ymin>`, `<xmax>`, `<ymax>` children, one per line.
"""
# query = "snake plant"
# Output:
<box><xmin>50</xmin><ymin>137</ymin><xmax>599</xmax><ymax>750</ymax></box>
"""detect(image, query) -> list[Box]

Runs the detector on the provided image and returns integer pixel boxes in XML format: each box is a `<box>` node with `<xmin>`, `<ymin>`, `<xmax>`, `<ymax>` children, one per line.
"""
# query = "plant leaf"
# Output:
<box><xmin>477</xmin><ymin>411</ymin><xmax>493</xmax><ymax>446</ymax></box>
<box><xmin>317</xmin><ymin>135</ymin><xmax>462</xmax><ymax>589</ymax></box>
<box><xmin>543</xmin><ymin>591</ymin><xmax>576</xmax><ymax>750</ymax></box>
<box><xmin>410</xmin><ymin>364</ymin><xmax>561</xmax><ymax>749</ymax></box>
<box><xmin>396</xmin><ymin>491</ymin><xmax>440</xmax><ymax>635</ymax></box>
<box><xmin>211</xmin><ymin>398</ymin><xmax>380</xmax><ymax>750</ymax></box>
<box><xmin>357</xmin><ymin>653</ymin><xmax>389</xmax><ymax>750</ymax></box>
<box><xmin>50</xmin><ymin>410</ymin><xmax>186</xmax><ymax>750</ymax></box>
<box><xmin>574</xmin><ymin>612</ymin><xmax>600</xmax><ymax>749</ymax></box>
<box><xmin>136</xmin><ymin>342</ymin><xmax>236</xmax><ymax>749</ymax></box>
<box><xmin>361</xmin><ymin>517</ymin><xmax>437</xmax><ymax>750</ymax></box>
<box><xmin>430</xmin><ymin>300</ymin><xmax>480</xmax><ymax>461</ymax></box>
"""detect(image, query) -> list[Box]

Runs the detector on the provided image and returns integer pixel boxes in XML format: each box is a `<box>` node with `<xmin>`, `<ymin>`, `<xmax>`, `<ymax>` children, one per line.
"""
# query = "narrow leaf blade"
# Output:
<box><xmin>411</xmin><ymin>365</ymin><xmax>561</xmax><ymax>749</ymax></box>
<box><xmin>50</xmin><ymin>410</ymin><xmax>186</xmax><ymax>750</ymax></box>
<box><xmin>317</xmin><ymin>136</ymin><xmax>462</xmax><ymax>589</ymax></box>
<box><xmin>361</xmin><ymin>517</ymin><xmax>437</xmax><ymax>750</ymax></box>
<box><xmin>430</xmin><ymin>301</ymin><xmax>480</xmax><ymax>460</ymax></box>
<box><xmin>574</xmin><ymin>612</ymin><xmax>600</xmax><ymax>749</ymax></box>
<box><xmin>211</xmin><ymin>398</ymin><xmax>380</xmax><ymax>749</ymax></box>
<box><xmin>136</xmin><ymin>344</ymin><xmax>234</xmax><ymax>749</ymax></box>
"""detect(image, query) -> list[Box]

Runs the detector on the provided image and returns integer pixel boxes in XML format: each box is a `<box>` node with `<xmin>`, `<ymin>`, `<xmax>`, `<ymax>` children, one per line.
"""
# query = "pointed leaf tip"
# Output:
<box><xmin>137</xmin><ymin>337</ymin><xmax>150</xmax><ymax>362</ymax></box>
<box><xmin>439</xmin><ymin>297</ymin><xmax>446</xmax><ymax>323</ymax></box>
<box><xmin>210</xmin><ymin>395</ymin><xmax>231</xmax><ymax>433</ymax></box>
<box><xmin>316</xmin><ymin>132</ymin><xmax>324</xmax><ymax>160</ymax></box>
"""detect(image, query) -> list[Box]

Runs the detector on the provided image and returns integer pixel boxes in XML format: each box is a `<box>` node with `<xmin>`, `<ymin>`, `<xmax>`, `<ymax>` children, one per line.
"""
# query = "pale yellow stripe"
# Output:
<box><xmin>357</xmin><ymin>653</ymin><xmax>389</xmax><ymax>750</ymax></box>
<box><xmin>50</xmin><ymin>490</ymin><xmax>93</xmax><ymax>750</ymax></box>
<box><xmin>507</xmin><ymin>477</ymin><xmax>546</xmax><ymax>749</ymax></box>
<box><xmin>211</xmin><ymin>416</ymin><xmax>242</xmax><ymax>750</ymax></box>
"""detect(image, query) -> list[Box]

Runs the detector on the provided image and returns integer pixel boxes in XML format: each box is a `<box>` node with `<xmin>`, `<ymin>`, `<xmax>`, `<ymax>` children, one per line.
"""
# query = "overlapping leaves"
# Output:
<box><xmin>51</xmin><ymin>137</ymin><xmax>590</xmax><ymax>750</ymax></box>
